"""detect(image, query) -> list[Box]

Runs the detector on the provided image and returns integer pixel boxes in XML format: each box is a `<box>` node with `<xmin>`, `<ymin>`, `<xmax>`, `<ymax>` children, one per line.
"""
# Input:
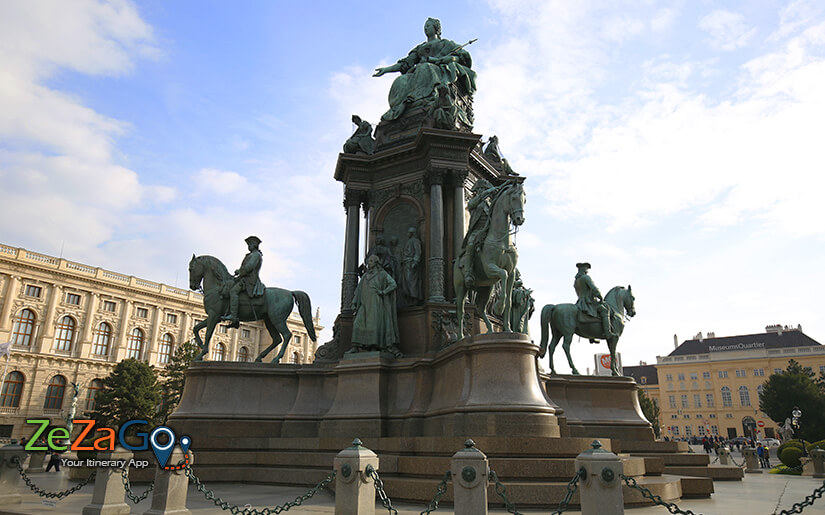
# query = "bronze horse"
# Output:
<box><xmin>188</xmin><ymin>255</ymin><xmax>316</xmax><ymax>363</ymax></box>
<box><xmin>453</xmin><ymin>180</ymin><xmax>526</xmax><ymax>339</ymax></box>
<box><xmin>538</xmin><ymin>285</ymin><xmax>635</xmax><ymax>376</ymax></box>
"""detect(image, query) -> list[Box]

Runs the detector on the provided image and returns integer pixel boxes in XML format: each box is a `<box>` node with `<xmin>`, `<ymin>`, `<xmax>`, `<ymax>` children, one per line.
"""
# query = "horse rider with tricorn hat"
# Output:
<box><xmin>574</xmin><ymin>262</ymin><xmax>617</xmax><ymax>343</ymax></box>
<box><xmin>222</xmin><ymin>236</ymin><xmax>266</xmax><ymax>328</ymax></box>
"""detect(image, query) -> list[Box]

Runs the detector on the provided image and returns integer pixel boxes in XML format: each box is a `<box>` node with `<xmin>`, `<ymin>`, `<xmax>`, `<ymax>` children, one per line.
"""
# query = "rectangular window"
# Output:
<box><xmin>219</xmin><ymin>325</ymin><xmax>228</xmax><ymax>334</ymax></box>
<box><xmin>668</xmin><ymin>395</ymin><xmax>676</xmax><ymax>409</ymax></box>
<box><xmin>690</xmin><ymin>372</ymin><xmax>698</xmax><ymax>380</ymax></box>
<box><xmin>753</xmin><ymin>368</ymin><xmax>764</xmax><ymax>376</ymax></box>
<box><xmin>698</xmin><ymin>425</ymin><xmax>706</xmax><ymax>436</ymax></box>
<box><xmin>685</xmin><ymin>425</ymin><xmax>692</xmax><ymax>436</ymax></box>
<box><xmin>709</xmin><ymin>414</ymin><xmax>717</xmax><ymax>418</ymax></box>
<box><xmin>665</xmin><ymin>374</ymin><xmax>673</xmax><ymax>381</ymax></box>
<box><xmin>166</xmin><ymin>313</ymin><xmax>178</xmax><ymax>324</ymax></box>
<box><xmin>693</xmin><ymin>394</ymin><xmax>701</xmax><ymax>408</ymax></box>
<box><xmin>65</xmin><ymin>293</ymin><xmax>81</xmax><ymax>305</ymax></box>
<box><xmin>735</xmin><ymin>369</ymin><xmax>746</xmax><ymax>377</ymax></box>
<box><xmin>136</xmin><ymin>307</ymin><xmax>148</xmax><ymax>318</ymax></box>
<box><xmin>25</xmin><ymin>285</ymin><xmax>42</xmax><ymax>297</ymax></box>
<box><xmin>677</xmin><ymin>373</ymin><xmax>685</xmax><ymax>381</ymax></box>
<box><xmin>820</xmin><ymin>366</ymin><xmax>825</xmax><ymax>375</ymax></box>
<box><xmin>702</xmin><ymin>371</ymin><xmax>710</xmax><ymax>379</ymax></box>
<box><xmin>696</xmin><ymin>413</ymin><xmax>703</xmax><ymax>418</ymax></box>
<box><xmin>774</xmin><ymin>368</ymin><xmax>782</xmax><ymax>374</ymax></box>
<box><xmin>683</xmin><ymin>414</ymin><xmax>690</xmax><ymax>419</ymax></box>
<box><xmin>725</xmin><ymin>413</ymin><xmax>733</xmax><ymax>418</ymax></box>
<box><xmin>718</xmin><ymin>370</ymin><xmax>728</xmax><ymax>378</ymax></box>
<box><xmin>671</xmin><ymin>414</ymin><xmax>678</xmax><ymax>419</ymax></box>
<box><xmin>672</xmin><ymin>426</ymin><xmax>680</xmax><ymax>436</ymax></box>
<box><xmin>241</xmin><ymin>329</ymin><xmax>251</xmax><ymax>339</ymax></box>
<box><xmin>706</xmin><ymin>394</ymin><xmax>715</xmax><ymax>407</ymax></box>
<box><xmin>681</xmin><ymin>394</ymin><xmax>689</xmax><ymax>408</ymax></box>
<box><xmin>103</xmin><ymin>301</ymin><xmax>116</xmax><ymax>312</ymax></box>
<box><xmin>711</xmin><ymin>425</ymin><xmax>719</xmax><ymax>435</ymax></box>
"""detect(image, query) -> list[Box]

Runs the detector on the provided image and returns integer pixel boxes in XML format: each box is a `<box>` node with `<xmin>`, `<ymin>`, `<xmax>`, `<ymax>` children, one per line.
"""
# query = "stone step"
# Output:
<box><xmin>632</xmin><ymin>452</ymin><xmax>711</xmax><ymax>466</ymax></box>
<box><xmin>665</xmin><ymin>464</ymin><xmax>745</xmax><ymax>481</ymax></box>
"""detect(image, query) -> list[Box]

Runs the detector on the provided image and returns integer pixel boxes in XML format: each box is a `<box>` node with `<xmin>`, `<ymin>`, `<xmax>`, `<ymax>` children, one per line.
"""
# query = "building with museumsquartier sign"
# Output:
<box><xmin>0</xmin><ymin>242</ymin><xmax>322</xmax><ymax>440</ymax></box>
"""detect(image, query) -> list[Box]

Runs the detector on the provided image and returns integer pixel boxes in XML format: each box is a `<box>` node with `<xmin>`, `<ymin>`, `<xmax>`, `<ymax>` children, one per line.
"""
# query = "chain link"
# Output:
<box><xmin>420</xmin><ymin>470</ymin><xmax>451</xmax><ymax>515</ymax></box>
<box><xmin>186</xmin><ymin>465</ymin><xmax>335</xmax><ymax>514</ymax></box>
<box><xmin>622</xmin><ymin>473</ymin><xmax>702</xmax><ymax>515</ymax></box>
<box><xmin>775</xmin><ymin>479</ymin><xmax>825</xmax><ymax>514</ymax></box>
<box><xmin>119</xmin><ymin>466</ymin><xmax>155</xmax><ymax>503</ymax></box>
<box><xmin>551</xmin><ymin>468</ymin><xmax>584</xmax><ymax>515</ymax></box>
<box><xmin>12</xmin><ymin>456</ymin><xmax>95</xmax><ymax>500</ymax></box>
<box><xmin>488</xmin><ymin>469</ymin><xmax>523</xmax><ymax>515</ymax></box>
<box><xmin>365</xmin><ymin>464</ymin><xmax>399</xmax><ymax>515</ymax></box>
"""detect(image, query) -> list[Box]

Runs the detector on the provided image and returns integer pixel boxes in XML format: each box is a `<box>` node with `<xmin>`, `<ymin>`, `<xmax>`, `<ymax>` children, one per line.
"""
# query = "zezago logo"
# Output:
<box><xmin>25</xmin><ymin>419</ymin><xmax>192</xmax><ymax>468</ymax></box>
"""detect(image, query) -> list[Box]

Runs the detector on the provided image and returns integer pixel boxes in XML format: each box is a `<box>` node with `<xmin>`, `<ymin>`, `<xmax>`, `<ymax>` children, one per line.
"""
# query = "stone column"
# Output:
<box><xmin>178</xmin><ymin>312</ymin><xmax>190</xmax><ymax>345</ymax></box>
<box><xmin>575</xmin><ymin>441</ymin><xmax>624</xmax><ymax>515</ymax></box>
<box><xmin>35</xmin><ymin>284</ymin><xmax>62</xmax><ymax>353</ymax></box>
<box><xmin>147</xmin><ymin>306</ymin><xmax>162</xmax><ymax>363</ymax></box>
<box><xmin>427</xmin><ymin>168</ymin><xmax>446</xmax><ymax>302</ymax></box>
<box><xmin>0</xmin><ymin>444</ymin><xmax>27</xmax><ymax>505</ymax></box>
<box><xmin>78</xmin><ymin>292</ymin><xmax>100</xmax><ymax>359</ymax></box>
<box><xmin>334</xmin><ymin>439</ymin><xmax>378</xmax><ymax>515</ymax></box>
<box><xmin>82</xmin><ymin>447</ymin><xmax>133</xmax><ymax>515</ymax></box>
<box><xmin>341</xmin><ymin>188</ymin><xmax>363</xmax><ymax>313</ymax></box>
<box><xmin>229</xmin><ymin>324</ymin><xmax>240</xmax><ymax>361</ymax></box>
<box><xmin>743</xmin><ymin>447</ymin><xmax>762</xmax><ymax>473</ymax></box>
<box><xmin>114</xmin><ymin>301</ymin><xmax>133</xmax><ymax>361</ymax></box>
<box><xmin>0</xmin><ymin>275</ymin><xmax>20</xmax><ymax>330</ymax></box>
<box><xmin>142</xmin><ymin>448</ymin><xmax>193</xmax><ymax>515</ymax></box>
<box><xmin>452</xmin><ymin>170</ymin><xmax>468</xmax><ymax>266</ymax></box>
<box><xmin>451</xmin><ymin>440</ymin><xmax>489</xmax><ymax>515</ymax></box>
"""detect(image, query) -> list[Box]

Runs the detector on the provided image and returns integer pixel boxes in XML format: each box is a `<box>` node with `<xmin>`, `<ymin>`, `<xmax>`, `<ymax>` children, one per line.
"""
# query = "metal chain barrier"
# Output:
<box><xmin>365</xmin><ymin>464</ymin><xmax>399</xmax><ymax>515</ymax></box>
<box><xmin>622</xmin><ymin>474</ymin><xmax>702</xmax><ymax>515</ymax></box>
<box><xmin>488</xmin><ymin>469</ymin><xmax>523</xmax><ymax>515</ymax></box>
<box><xmin>420</xmin><ymin>470</ymin><xmax>451</xmax><ymax>515</ymax></box>
<box><xmin>550</xmin><ymin>468</ymin><xmax>584</xmax><ymax>515</ymax></box>
<box><xmin>710</xmin><ymin>455</ymin><xmax>719</xmax><ymax>464</ymax></box>
<box><xmin>775</xmin><ymin>479</ymin><xmax>825</xmax><ymax>514</ymax></box>
<box><xmin>12</xmin><ymin>456</ymin><xmax>95</xmax><ymax>500</ymax></box>
<box><xmin>119</xmin><ymin>466</ymin><xmax>155</xmax><ymax>504</ymax></box>
<box><xmin>729</xmin><ymin>454</ymin><xmax>747</xmax><ymax>468</ymax></box>
<box><xmin>185</xmin><ymin>465</ymin><xmax>335</xmax><ymax>514</ymax></box>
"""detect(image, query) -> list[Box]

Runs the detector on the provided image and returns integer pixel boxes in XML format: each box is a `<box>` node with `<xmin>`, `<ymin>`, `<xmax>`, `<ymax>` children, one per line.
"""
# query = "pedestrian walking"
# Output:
<box><xmin>757</xmin><ymin>443</ymin><xmax>766</xmax><ymax>468</ymax></box>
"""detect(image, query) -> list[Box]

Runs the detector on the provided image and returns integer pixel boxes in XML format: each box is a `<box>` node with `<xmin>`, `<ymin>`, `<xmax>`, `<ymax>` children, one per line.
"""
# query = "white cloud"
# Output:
<box><xmin>194</xmin><ymin>168</ymin><xmax>249</xmax><ymax>195</ymax></box>
<box><xmin>698</xmin><ymin>9</ymin><xmax>756</xmax><ymax>51</ymax></box>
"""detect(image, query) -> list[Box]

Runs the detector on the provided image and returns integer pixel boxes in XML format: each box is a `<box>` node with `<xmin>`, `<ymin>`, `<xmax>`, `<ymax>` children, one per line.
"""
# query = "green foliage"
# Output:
<box><xmin>779</xmin><ymin>446</ymin><xmax>804</xmax><ymax>468</ymax></box>
<box><xmin>157</xmin><ymin>338</ymin><xmax>201</xmax><ymax>424</ymax></box>
<box><xmin>771</xmin><ymin>465</ymin><xmax>802</xmax><ymax>475</ymax></box>
<box><xmin>759</xmin><ymin>360</ymin><xmax>825</xmax><ymax>442</ymax></box>
<box><xmin>809</xmin><ymin>439</ymin><xmax>825</xmax><ymax>451</ymax></box>
<box><xmin>637</xmin><ymin>388</ymin><xmax>661</xmax><ymax>439</ymax></box>
<box><xmin>91</xmin><ymin>358</ymin><xmax>160</xmax><ymax>434</ymax></box>
<box><xmin>778</xmin><ymin>440</ymin><xmax>803</xmax><ymax>457</ymax></box>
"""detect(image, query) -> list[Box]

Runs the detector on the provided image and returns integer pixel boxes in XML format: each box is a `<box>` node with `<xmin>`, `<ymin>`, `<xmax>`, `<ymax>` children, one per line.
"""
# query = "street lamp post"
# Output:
<box><xmin>791</xmin><ymin>406</ymin><xmax>808</xmax><ymax>457</ymax></box>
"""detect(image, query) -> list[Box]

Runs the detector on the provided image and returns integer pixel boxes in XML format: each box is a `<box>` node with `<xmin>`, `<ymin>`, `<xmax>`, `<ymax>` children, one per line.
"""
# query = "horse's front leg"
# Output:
<box><xmin>562</xmin><ymin>334</ymin><xmax>579</xmax><ymax>374</ymax></box>
<box><xmin>548</xmin><ymin>333</ymin><xmax>562</xmax><ymax>375</ymax></box>
<box><xmin>608</xmin><ymin>337</ymin><xmax>620</xmax><ymax>376</ymax></box>
<box><xmin>192</xmin><ymin>319</ymin><xmax>209</xmax><ymax>361</ymax></box>
<box><xmin>199</xmin><ymin>317</ymin><xmax>220</xmax><ymax>361</ymax></box>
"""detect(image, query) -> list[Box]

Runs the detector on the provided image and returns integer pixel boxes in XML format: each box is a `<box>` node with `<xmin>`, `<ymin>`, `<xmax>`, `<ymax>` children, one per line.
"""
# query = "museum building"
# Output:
<box><xmin>653</xmin><ymin>325</ymin><xmax>824</xmax><ymax>440</ymax></box>
<box><xmin>0</xmin><ymin>242</ymin><xmax>322</xmax><ymax>439</ymax></box>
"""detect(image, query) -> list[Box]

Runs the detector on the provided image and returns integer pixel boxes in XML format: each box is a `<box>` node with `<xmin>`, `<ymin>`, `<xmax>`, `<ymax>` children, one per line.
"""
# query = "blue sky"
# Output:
<box><xmin>2</xmin><ymin>1</ymin><xmax>824</xmax><ymax>373</ymax></box>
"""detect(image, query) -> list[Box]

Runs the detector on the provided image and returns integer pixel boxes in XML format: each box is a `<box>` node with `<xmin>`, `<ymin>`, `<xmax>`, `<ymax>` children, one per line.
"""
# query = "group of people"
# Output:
<box><xmin>700</xmin><ymin>436</ymin><xmax>773</xmax><ymax>468</ymax></box>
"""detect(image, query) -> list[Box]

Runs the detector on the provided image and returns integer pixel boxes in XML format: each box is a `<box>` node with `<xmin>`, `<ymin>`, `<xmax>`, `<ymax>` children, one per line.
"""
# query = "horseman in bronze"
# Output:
<box><xmin>222</xmin><ymin>236</ymin><xmax>266</xmax><ymax>327</ymax></box>
<box><xmin>574</xmin><ymin>262</ymin><xmax>616</xmax><ymax>343</ymax></box>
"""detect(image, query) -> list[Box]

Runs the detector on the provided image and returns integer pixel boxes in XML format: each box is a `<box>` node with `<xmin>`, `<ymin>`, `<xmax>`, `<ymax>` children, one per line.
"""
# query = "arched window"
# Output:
<box><xmin>11</xmin><ymin>309</ymin><xmax>36</xmax><ymax>346</ymax></box>
<box><xmin>44</xmin><ymin>375</ymin><xmax>66</xmax><ymax>409</ymax></box>
<box><xmin>85</xmin><ymin>379</ymin><xmax>104</xmax><ymax>411</ymax></box>
<box><xmin>721</xmin><ymin>386</ymin><xmax>732</xmax><ymax>407</ymax></box>
<box><xmin>237</xmin><ymin>346</ymin><xmax>249</xmax><ymax>362</ymax></box>
<box><xmin>292</xmin><ymin>351</ymin><xmax>300</xmax><ymax>364</ymax></box>
<box><xmin>92</xmin><ymin>322</ymin><xmax>112</xmax><ymax>356</ymax></box>
<box><xmin>158</xmin><ymin>334</ymin><xmax>174</xmax><ymax>364</ymax></box>
<box><xmin>1</xmin><ymin>371</ymin><xmax>25</xmax><ymax>407</ymax></box>
<box><xmin>213</xmin><ymin>343</ymin><xmax>225</xmax><ymax>361</ymax></box>
<box><xmin>739</xmin><ymin>386</ymin><xmax>751</xmax><ymax>407</ymax></box>
<box><xmin>127</xmin><ymin>328</ymin><xmax>144</xmax><ymax>360</ymax></box>
<box><xmin>54</xmin><ymin>316</ymin><xmax>75</xmax><ymax>352</ymax></box>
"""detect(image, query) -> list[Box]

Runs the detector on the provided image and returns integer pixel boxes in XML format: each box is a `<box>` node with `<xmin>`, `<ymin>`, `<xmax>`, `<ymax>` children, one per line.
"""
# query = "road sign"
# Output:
<box><xmin>757</xmin><ymin>421</ymin><xmax>765</xmax><ymax>427</ymax></box>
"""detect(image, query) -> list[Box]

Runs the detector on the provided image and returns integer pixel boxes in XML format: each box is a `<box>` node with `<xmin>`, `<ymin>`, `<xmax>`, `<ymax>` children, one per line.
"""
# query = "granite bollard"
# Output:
<box><xmin>743</xmin><ymin>448</ymin><xmax>762</xmax><ymax>474</ymax></box>
<box><xmin>334</xmin><ymin>439</ymin><xmax>379</xmax><ymax>515</ymax></box>
<box><xmin>143</xmin><ymin>447</ymin><xmax>193</xmax><ymax>515</ymax></box>
<box><xmin>810</xmin><ymin>449</ymin><xmax>825</xmax><ymax>479</ymax></box>
<box><xmin>718</xmin><ymin>447</ymin><xmax>730</xmax><ymax>465</ymax></box>
<box><xmin>575</xmin><ymin>441</ymin><xmax>624</xmax><ymax>515</ymax></box>
<box><xmin>451</xmin><ymin>440</ymin><xmax>489</xmax><ymax>515</ymax></box>
<box><xmin>0</xmin><ymin>444</ymin><xmax>27</xmax><ymax>505</ymax></box>
<box><xmin>82</xmin><ymin>446</ymin><xmax>134</xmax><ymax>515</ymax></box>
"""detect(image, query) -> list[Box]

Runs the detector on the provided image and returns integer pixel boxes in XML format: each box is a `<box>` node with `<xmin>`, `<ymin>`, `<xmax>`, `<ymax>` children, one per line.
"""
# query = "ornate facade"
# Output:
<box><xmin>0</xmin><ymin>243</ymin><xmax>322</xmax><ymax>439</ymax></box>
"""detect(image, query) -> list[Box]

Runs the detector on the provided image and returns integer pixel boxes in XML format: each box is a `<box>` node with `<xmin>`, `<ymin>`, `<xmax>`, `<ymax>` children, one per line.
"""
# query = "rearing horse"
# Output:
<box><xmin>454</xmin><ymin>180</ymin><xmax>526</xmax><ymax>339</ymax></box>
<box><xmin>188</xmin><ymin>255</ymin><xmax>316</xmax><ymax>363</ymax></box>
<box><xmin>538</xmin><ymin>285</ymin><xmax>636</xmax><ymax>376</ymax></box>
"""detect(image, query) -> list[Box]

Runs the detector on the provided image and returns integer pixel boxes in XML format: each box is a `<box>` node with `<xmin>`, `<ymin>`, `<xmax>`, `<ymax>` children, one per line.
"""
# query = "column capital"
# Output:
<box><xmin>426</xmin><ymin>167</ymin><xmax>449</xmax><ymax>187</ymax></box>
<box><xmin>343</xmin><ymin>188</ymin><xmax>366</xmax><ymax>209</ymax></box>
<box><xmin>449</xmin><ymin>169</ymin><xmax>469</xmax><ymax>188</ymax></box>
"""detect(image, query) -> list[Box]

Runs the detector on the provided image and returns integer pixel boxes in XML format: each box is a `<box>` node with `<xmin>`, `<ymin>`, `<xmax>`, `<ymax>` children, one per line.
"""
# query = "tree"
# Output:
<box><xmin>638</xmin><ymin>388</ymin><xmax>661</xmax><ymax>439</ymax></box>
<box><xmin>92</xmin><ymin>358</ymin><xmax>160</xmax><ymax>434</ymax></box>
<box><xmin>759</xmin><ymin>360</ymin><xmax>825</xmax><ymax>442</ymax></box>
<box><xmin>157</xmin><ymin>338</ymin><xmax>201</xmax><ymax>424</ymax></box>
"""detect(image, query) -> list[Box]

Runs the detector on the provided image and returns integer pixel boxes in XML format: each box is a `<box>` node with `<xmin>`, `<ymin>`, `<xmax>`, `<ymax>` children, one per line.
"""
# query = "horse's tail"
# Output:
<box><xmin>292</xmin><ymin>290</ymin><xmax>317</xmax><ymax>341</ymax></box>
<box><xmin>539</xmin><ymin>304</ymin><xmax>555</xmax><ymax>355</ymax></box>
